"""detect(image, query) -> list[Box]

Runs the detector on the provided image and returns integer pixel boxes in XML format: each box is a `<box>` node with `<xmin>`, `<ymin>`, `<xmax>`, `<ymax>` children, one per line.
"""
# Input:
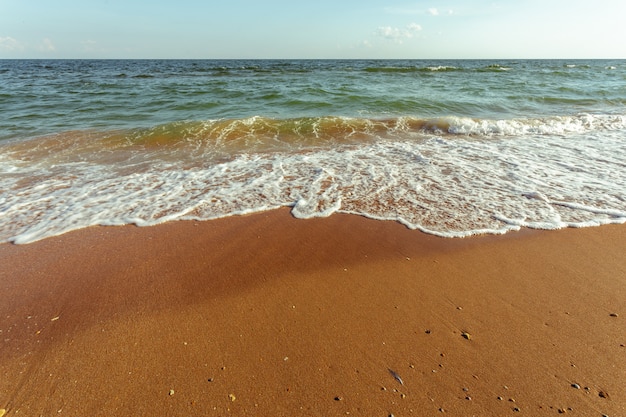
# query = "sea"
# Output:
<box><xmin>1</xmin><ymin>59</ymin><xmax>625</xmax><ymax>244</ymax></box>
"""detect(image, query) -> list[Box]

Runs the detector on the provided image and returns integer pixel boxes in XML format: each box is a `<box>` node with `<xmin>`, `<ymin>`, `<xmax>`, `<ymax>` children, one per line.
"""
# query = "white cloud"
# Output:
<box><xmin>407</xmin><ymin>23</ymin><xmax>423</xmax><ymax>32</ymax></box>
<box><xmin>376</xmin><ymin>23</ymin><xmax>422</xmax><ymax>43</ymax></box>
<box><xmin>39</xmin><ymin>38</ymin><xmax>56</xmax><ymax>52</ymax></box>
<box><xmin>0</xmin><ymin>36</ymin><xmax>23</xmax><ymax>51</ymax></box>
<box><xmin>429</xmin><ymin>8</ymin><xmax>440</xmax><ymax>16</ymax></box>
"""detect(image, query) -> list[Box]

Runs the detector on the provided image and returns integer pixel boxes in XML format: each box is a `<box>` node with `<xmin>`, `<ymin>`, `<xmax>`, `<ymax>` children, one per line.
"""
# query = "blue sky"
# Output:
<box><xmin>1</xmin><ymin>0</ymin><xmax>625</xmax><ymax>59</ymax></box>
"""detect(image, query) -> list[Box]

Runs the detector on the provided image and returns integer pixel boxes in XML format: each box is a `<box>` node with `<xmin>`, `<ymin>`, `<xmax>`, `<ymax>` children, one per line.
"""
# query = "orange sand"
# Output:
<box><xmin>0</xmin><ymin>208</ymin><xmax>624</xmax><ymax>416</ymax></box>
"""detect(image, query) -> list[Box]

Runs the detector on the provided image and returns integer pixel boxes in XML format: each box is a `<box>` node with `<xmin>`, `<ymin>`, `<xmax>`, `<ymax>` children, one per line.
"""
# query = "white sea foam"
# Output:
<box><xmin>425</xmin><ymin>66</ymin><xmax>457</xmax><ymax>71</ymax></box>
<box><xmin>1</xmin><ymin>114</ymin><xmax>625</xmax><ymax>244</ymax></box>
<box><xmin>441</xmin><ymin>114</ymin><xmax>625</xmax><ymax>136</ymax></box>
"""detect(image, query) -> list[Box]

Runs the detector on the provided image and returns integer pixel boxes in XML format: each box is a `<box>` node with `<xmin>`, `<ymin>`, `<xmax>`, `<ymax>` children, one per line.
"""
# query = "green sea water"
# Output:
<box><xmin>1</xmin><ymin>60</ymin><xmax>625</xmax><ymax>243</ymax></box>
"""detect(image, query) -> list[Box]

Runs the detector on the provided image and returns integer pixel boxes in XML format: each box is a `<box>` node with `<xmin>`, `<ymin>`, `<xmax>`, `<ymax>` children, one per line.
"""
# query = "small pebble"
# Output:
<box><xmin>229</xmin><ymin>393</ymin><xmax>236</xmax><ymax>402</ymax></box>
<box><xmin>497</xmin><ymin>396</ymin><xmax>503</xmax><ymax>401</ymax></box>
<box><xmin>513</xmin><ymin>406</ymin><xmax>521</xmax><ymax>412</ymax></box>
<box><xmin>461</xmin><ymin>332</ymin><xmax>471</xmax><ymax>340</ymax></box>
<box><xmin>169</xmin><ymin>389</ymin><xmax>175</xmax><ymax>396</ymax></box>
<box><xmin>571</xmin><ymin>383</ymin><xmax>580</xmax><ymax>389</ymax></box>
<box><xmin>599</xmin><ymin>390</ymin><xmax>609</xmax><ymax>399</ymax></box>
<box><xmin>465</xmin><ymin>396</ymin><xmax>472</xmax><ymax>401</ymax></box>
<box><xmin>334</xmin><ymin>396</ymin><xmax>343</xmax><ymax>401</ymax></box>
<box><xmin>609</xmin><ymin>313</ymin><xmax>618</xmax><ymax>317</ymax></box>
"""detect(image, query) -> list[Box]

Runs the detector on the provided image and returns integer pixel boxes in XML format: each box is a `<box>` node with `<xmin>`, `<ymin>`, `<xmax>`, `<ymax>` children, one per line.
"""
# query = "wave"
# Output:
<box><xmin>2</xmin><ymin>111</ymin><xmax>625</xmax><ymax>244</ymax></box>
<box><xmin>116</xmin><ymin>113</ymin><xmax>626</xmax><ymax>144</ymax></box>
<box><xmin>3</xmin><ymin>113</ymin><xmax>624</xmax><ymax>165</ymax></box>
<box><xmin>363</xmin><ymin>65</ymin><xmax>462</xmax><ymax>73</ymax></box>
<box><xmin>423</xmin><ymin>65</ymin><xmax>459</xmax><ymax>72</ymax></box>
<box><xmin>362</xmin><ymin>64</ymin><xmax>515</xmax><ymax>73</ymax></box>
<box><xmin>476</xmin><ymin>64</ymin><xmax>512</xmax><ymax>72</ymax></box>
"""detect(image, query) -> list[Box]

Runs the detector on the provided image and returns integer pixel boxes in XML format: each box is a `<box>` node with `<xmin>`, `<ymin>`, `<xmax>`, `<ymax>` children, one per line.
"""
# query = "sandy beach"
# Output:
<box><xmin>0</xmin><ymin>208</ymin><xmax>624</xmax><ymax>416</ymax></box>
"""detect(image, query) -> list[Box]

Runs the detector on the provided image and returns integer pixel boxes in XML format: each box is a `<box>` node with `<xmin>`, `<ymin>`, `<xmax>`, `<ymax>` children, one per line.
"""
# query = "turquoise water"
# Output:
<box><xmin>1</xmin><ymin>60</ymin><xmax>625</xmax><ymax>243</ymax></box>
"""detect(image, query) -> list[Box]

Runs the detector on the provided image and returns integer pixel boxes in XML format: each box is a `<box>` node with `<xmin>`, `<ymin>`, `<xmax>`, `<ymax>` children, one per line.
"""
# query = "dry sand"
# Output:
<box><xmin>0</xmin><ymin>208</ymin><xmax>624</xmax><ymax>416</ymax></box>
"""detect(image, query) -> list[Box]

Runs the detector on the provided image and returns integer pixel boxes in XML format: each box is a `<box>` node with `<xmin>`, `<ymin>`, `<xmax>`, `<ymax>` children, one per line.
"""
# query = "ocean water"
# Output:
<box><xmin>1</xmin><ymin>59</ymin><xmax>625</xmax><ymax>244</ymax></box>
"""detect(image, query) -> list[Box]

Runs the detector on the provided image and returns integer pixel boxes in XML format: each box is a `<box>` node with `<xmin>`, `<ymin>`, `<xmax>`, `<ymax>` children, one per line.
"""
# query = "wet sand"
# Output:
<box><xmin>0</xmin><ymin>208</ymin><xmax>624</xmax><ymax>416</ymax></box>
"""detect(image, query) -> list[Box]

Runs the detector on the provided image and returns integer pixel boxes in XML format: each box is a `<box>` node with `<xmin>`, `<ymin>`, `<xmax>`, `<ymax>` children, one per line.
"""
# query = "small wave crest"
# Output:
<box><xmin>424</xmin><ymin>65</ymin><xmax>459</xmax><ymax>72</ymax></box>
<box><xmin>442</xmin><ymin>114</ymin><xmax>626</xmax><ymax>136</ymax></box>
<box><xmin>363</xmin><ymin>65</ymin><xmax>461</xmax><ymax>73</ymax></box>
<box><xmin>362</xmin><ymin>64</ymin><xmax>514</xmax><ymax>73</ymax></box>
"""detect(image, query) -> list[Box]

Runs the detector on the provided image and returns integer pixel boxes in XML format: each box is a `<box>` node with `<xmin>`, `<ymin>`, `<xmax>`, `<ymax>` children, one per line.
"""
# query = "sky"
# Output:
<box><xmin>1</xmin><ymin>0</ymin><xmax>625</xmax><ymax>59</ymax></box>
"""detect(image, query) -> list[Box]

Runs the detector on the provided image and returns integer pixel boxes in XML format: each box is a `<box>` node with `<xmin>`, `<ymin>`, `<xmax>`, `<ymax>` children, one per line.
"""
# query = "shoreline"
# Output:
<box><xmin>1</xmin><ymin>209</ymin><xmax>625</xmax><ymax>416</ymax></box>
